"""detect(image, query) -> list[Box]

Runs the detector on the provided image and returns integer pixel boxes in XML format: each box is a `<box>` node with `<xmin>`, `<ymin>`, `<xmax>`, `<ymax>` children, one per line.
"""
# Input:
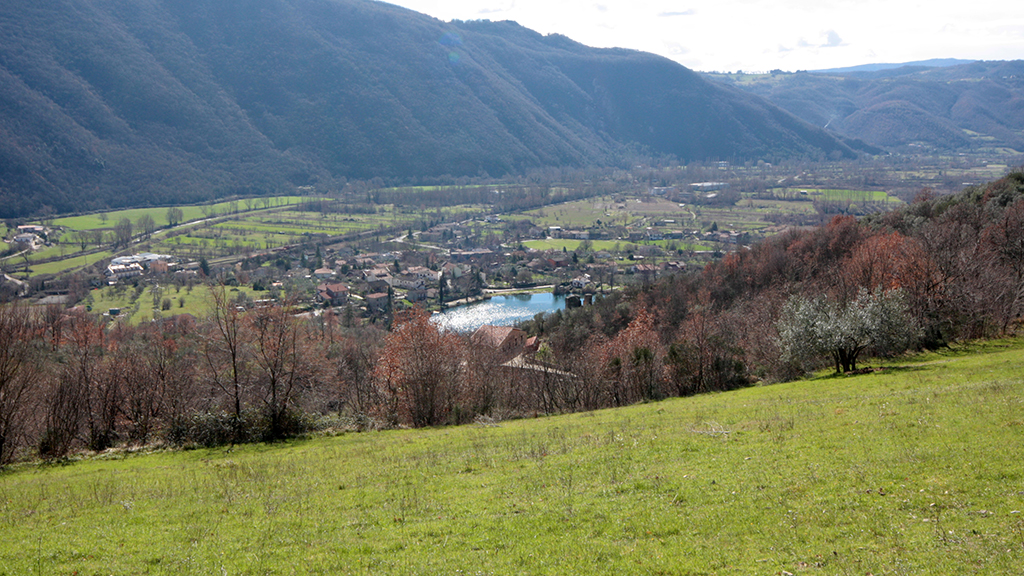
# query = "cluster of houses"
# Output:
<box><xmin>88</xmin><ymin>205</ymin><xmax>728</xmax><ymax>321</ymax></box>
<box><xmin>311</xmin><ymin>252</ymin><xmax>462</xmax><ymax>313</ymax></box>
<box><xmin>10</xmin><ymin>225</ymin><xmax>48</xmax><ymax>249</ymax></box>
<box><xmin>104</xmin><ymin>252</ymin><xmax>189</xmax><ymax>282</ymax></box>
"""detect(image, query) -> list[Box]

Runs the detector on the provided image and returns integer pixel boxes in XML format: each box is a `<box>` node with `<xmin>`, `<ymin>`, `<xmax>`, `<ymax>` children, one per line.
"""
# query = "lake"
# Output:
<box><xmin>431</xmin><ymin>292</ymin><xmax>566</xmax><ymax>333</ymax></box>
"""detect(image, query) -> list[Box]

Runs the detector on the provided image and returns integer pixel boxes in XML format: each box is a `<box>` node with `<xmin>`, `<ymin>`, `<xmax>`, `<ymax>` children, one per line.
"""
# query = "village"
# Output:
<box><xmin>3</xmin><ymin>182</ymin><xmax>775</xmax><ymax>324</ymax></box>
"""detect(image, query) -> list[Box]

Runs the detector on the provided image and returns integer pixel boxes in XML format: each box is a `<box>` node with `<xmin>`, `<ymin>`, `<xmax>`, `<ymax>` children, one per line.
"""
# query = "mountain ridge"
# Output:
<box><xmin>0</xmin><ymin>0</ymin><xmax>861</xmax><ymax>218</ymax></box>
<box><xmin>810</xmin><ymin>58</ymin><xmax>976</xmax><ymax>74</ymax></box>
<box><xmin>707</xmin><ymin>60</ymin><xmax>1024</xmax><ymax>154</ymax></box>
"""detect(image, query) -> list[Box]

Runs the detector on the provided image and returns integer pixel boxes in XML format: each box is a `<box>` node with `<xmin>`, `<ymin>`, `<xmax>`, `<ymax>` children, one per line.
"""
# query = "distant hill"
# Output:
<box><xmin>811</xmin><ymin>58</ymin><xmax>976</xmax><ymax>74</ymax></box>
<box><xmin>708</xmin><ymin>60</ymin><xmax>1024</xmax><ymax>154</ymax></box>
<box><xmin>0</xmin><ymin>0</ymin><xmax>860</xmax><ymax>218</ymax></box>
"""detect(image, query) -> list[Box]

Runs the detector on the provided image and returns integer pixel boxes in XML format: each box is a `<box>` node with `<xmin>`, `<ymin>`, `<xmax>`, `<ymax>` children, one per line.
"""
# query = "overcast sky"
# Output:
<box><xmin>384</xmin><ymin>0</ymin><xmax>1024</xmax><ymax>72</ymax></box>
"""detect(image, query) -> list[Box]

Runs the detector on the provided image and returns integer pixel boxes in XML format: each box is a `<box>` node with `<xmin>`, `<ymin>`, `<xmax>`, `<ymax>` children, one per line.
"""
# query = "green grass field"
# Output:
<box><xmin>29</xmin><ymin>251</ymin><xmax>113</xmax><ymax>276</ymax></box>
<box><xmin>18</xmin><ymin>197</ymin><xmax>483</xmax><ymax>279</ymax></box>
<box><xmin>523</xmin><ymin>238</ymin><xmax>711</xmax><ymax>253</ymax></box>
<box><xmin>522</xmin><ymin>239</ymin><xmax>620</xmax><ymax>252</ymax></box>
<box><xmin>50</xmin><ymin>196</ymin><xmax>328</xmax><ymax>232</ymax></box>
<box><xmin>3</xmin><ymin>340</ymin><xmax>1023</xmax><ymax>574</ymax></box>
<box><xmin>770</xmin><ymin>188</ymin><xmax>903</xmax><ymax>204</ymax></box>
<box><xmin>82</xmin><ymin>285</ymin><xmax>262</xmax><ymax>324</ymax></box>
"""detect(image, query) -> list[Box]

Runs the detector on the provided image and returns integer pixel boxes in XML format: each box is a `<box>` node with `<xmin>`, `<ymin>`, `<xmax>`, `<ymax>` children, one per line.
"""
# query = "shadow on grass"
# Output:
<box><xmin>812</xmin><ymin>364</ymin><xmax>931</xmax><ymax>381</ymax></box>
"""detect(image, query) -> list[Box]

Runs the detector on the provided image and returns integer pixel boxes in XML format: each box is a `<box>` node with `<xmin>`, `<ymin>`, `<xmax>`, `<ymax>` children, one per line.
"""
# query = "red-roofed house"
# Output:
<box><xmin>318</xmin><ymin>283</ymin><xmax>349</xmax><ymax>306</ymax></box>
<box><xmin>366</xmin><ymin>292</ymin><xmax>390</xmax><ymax>313</ymax></box>
<box><xmin>471</xmin><ymin>325</ymin><xmax>527</xmax><ymax>362</ymax></box>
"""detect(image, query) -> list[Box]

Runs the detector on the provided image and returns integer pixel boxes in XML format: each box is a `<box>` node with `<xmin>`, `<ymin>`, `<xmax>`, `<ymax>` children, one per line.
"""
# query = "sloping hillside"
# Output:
<box><xmin>710</xmin><ymin>60</ymin><xmax>1024</xmax><ymax>154</ymax></box>
<box><xmin>2</xmin><ymin>339</ymin><xmax>1022</xmax><ymax>574</ymax></box>
<box><xmin>0</xmin><ymin>0</ymin><xmax>859</xmax><ymax>217</ymax></box>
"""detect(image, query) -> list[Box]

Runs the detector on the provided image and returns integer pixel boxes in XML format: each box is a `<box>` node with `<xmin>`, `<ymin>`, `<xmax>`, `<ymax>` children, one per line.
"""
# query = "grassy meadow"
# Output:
<box><xmin>50</xmin><ymin>197</ymin><xmax>327</xmax><ymax>232</ymax></box>
<box><xmin>16</xmin><ymin>199</ymin><xmax>466</xmax><ymax>280</ymax></box>
<box><xmin>522</xmin><ymin>238</ymin><xmax>712</xmax><ymax>253</ymax></box>
<box><xmin>2</xmin><ymin>340</ymin><xmax>1023</xmax><ymax>574</ymax></box>
<box><xmin>771</xmin><ymin>188</ymin><xmax>902</xmax><ymax>204</ymax></box>
<box><xmin>81</xmin><ymin>285</ymin><xmax>264</xmax><ymax>324</ymax></box>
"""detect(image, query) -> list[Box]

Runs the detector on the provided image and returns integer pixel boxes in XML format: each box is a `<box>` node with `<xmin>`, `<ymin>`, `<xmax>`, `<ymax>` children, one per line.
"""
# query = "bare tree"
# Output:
<box><xmin>137</xmin><ymin>214</ymin><xmax>156</xmax><ymax>239</ymax></box>
<box><xmin>332</xmin><ymin>330</ymin><xmax>382</xmax><ymax>417</ymax></box>
<box><xmin>166</xmin><ymin>207</ymin><xmax>184</xmax><ymax>228</ymax></box>
<box><xmin>114</xmin><ymin>325</ymin><xmax>187</xmax><ymax>444</ymax></box>
<box><xmin>249</xmin><ymin>303</ymin><xmax>304</xmax><ymax>439</ymax></box>
<box><xmin>982</xmin><ymin>198</ymin><xmax>1024</xmax><ymax>330</ymax></box>
<box><xmin>0</xmin><ymin>304</ymin><xmax>42</xmax><ymax>465</ymax></box>
<box><xmin>73</xmin><ymin>230</ymin><xmax>90</xmax><ymax>251</ymax></box>
<box><xmin>114</xmin><ymin>217</ymin><xmax>133</xmax><ymax>248</ymax></box>
<box><xmin>40</xmin><ymin>313</ymin><xmax>101</xmax><ymax>459</ymax></box>
<box><xmin>372</xmin><ymin>309</ymin><xmax>463</xmax><ymax>427</ymax></box>
<box><xmin>203</xmin><ymin>287</ymin><xmax>251</xmax><ymax>436</ymax></box>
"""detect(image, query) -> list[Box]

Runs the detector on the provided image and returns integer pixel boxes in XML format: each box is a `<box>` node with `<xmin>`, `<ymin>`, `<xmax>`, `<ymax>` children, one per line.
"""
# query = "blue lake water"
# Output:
<box><xmin>431</xmin><ymin>292</ymin><xmax>566</xmax><ymax>333</ymax></box>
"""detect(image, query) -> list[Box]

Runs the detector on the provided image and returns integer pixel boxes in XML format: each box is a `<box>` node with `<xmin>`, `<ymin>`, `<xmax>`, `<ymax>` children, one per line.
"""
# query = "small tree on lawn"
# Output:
<box><xmin>778</xmin><ymin>287</ymin><xmax>918</xmax><ymax>374</ymax></box>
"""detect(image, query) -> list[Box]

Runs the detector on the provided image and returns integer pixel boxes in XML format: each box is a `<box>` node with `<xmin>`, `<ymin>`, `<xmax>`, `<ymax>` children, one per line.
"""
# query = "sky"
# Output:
<box><xmin>383</xmin><ymin>0</ymin><xmax>1024</xmax><ymax>72</ymax></box>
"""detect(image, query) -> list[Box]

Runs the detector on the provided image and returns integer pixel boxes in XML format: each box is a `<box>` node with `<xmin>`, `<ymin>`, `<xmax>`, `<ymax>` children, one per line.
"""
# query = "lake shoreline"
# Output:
<box><xmin>431</xmin><ymin>291</ymin><xmax>566</xmax><ymax>333</ymax></box>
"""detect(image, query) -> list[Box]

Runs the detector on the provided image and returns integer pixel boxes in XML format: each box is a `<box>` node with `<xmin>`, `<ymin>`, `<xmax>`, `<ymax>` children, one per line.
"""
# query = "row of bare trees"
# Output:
<box><xmin>0</xmin><ymin>290</ymin><xmax>373</xmax><ymax>465</ymax></box>
<box><xmin>0</xmin><ymin>287</ymin><xmax>757</xmax><ymax>465</ymax></box>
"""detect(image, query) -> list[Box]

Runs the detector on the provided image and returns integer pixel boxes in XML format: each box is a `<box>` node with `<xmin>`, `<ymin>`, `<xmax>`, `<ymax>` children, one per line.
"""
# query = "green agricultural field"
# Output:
<box><xmin>818</xmin><ymin>189</ymin><xmax>901</xmax><ymax>203</ymax></box>
<box><xmin>892</xmin><ymin>164</ymin><xmax>1011</xmax><ymax>184</ymax></box>
<box><xmin>3</xmin><ymin>340</ymin><xmax>1023</xmax><ymax>574</ymax></box>
<box><xmin>771</xmin><ymin>188</ymin><xmax>903</xmax><ymax>204</ymax></box>
<box><xmin>146</xmin><ymin>208</ymin><xmax>426</xmax><ymax>259</ymax></box>
<box><xmin>522</xmin><ymin>196</ymin><xmax>629</xmax><ymax>228</ymax></box>
<box><xmin>522</xmin><ymin>239</ymin><xmax>621</xmax><ymax>252</ymax></box>
<box><xmin>29</xmin><ymin>251</ymin><xmax>113</xmax><ymax>276</ymax></box>
<box><xmin>519</xmin><ymin>195</ymin><xmax>831</xmax><ymax>236</ymax></box>
<box><xmin>22</xmin><ymin>198</ymin><xmax>475</xmax><ymax>278</ymax></box>
<box><xmin>50</xmin><ymin>196</ymin><xmax>329</xmax><ymax>232</ymax></box>
<box><xmin>212</xmin><ymin>211</ymin><xmax>382</xmax><ymax>237</ymax></box>
<box><xmin>740</xmin><ymin>197</ymin><xmax>819</xmax><ymax>214</ymax></box>
<box><xmin>81</xmin><ymin>285</ymin><xmax>262</xmax><ymax>324</ymax></box>
<box><xmin>522</xmin><ymin>238</ymin><xmax>711</xmax><ymax>253</ymax></box>
<box><xmin>16</xmin><ymin>242</ymin><xmax>66</xmax><ymax>263</ymax></box>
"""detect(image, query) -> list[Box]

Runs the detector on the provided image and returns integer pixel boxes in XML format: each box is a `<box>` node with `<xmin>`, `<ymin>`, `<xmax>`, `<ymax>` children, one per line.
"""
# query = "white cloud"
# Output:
<box><xmin>822</xmin><ymin>30</ymin><xmax>843</xmax><ymax>48</ymax></box>
<box><xmin>387</xmin><ymin>0</ymin><xmax>1024</xmax><ymax>71</ymax></box>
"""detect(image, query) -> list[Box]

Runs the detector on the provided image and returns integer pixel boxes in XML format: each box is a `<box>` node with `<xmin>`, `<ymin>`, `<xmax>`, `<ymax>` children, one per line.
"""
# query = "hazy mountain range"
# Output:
<box><xmin>709</xmin><ymin>60</ymin><xmax>1024</xmax><ymax>154</ymax></box>
<box><xmin>0</xmin><ymin>0</ymin><xmax>865</xmax><ymax>218</ymax></box>
<box><xmin>809</xmin><ymin>58</ymin><xmax>976</xmax><ymax>74</ymax></box>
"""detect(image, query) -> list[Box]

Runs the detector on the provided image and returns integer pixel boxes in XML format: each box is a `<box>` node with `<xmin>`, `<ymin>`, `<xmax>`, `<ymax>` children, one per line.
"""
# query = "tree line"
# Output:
<box><xmin>522</xmin><ymin>170</ymin><xmax>1024</xmax><ymax>389</ymax></box>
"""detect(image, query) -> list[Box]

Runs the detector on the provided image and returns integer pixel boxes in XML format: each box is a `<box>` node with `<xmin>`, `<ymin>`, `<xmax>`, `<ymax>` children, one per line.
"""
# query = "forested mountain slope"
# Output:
<box><xmin>711</xmin><ymin>60</ymin><xmax>1024</xmax><ymax>154</ymax></box>
<box><xmin>0</xmin><ymin>0</ymin><xmax>859</xmax><ymax>217</ymax></box>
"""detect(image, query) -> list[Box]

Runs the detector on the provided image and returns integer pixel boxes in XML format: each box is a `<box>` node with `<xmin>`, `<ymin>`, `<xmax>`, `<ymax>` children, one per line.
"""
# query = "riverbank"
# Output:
<box><xmin>442</xmin><ymin>294</ymin><xmax>491</xmax><ymax>308</ymax></box>
<box><xmin>481</xmin><ymin>284</ymin><xmax>554</xmax><ymax>296</ymax></box>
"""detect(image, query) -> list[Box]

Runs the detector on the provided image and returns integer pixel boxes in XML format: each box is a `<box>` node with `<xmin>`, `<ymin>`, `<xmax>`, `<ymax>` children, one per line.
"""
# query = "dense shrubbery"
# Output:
<box><xmin>165</xmin><ymin>409</ymin><xmax>317</xmax><ymax>448</ymax></box>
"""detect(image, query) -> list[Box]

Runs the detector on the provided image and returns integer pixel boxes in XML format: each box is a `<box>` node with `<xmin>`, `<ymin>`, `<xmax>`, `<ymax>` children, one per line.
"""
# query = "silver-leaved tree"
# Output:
<box><xmin>777</xmin><ymin>288</ymin><xmax>919</xmax><ymax>374</ymax></box>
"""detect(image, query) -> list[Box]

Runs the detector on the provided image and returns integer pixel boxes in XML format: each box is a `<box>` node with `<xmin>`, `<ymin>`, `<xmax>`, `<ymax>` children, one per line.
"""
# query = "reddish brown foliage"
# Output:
<box><xmin>372</xmin><ymin>309</ymin><xmax>464</xmax><ymax>427</ymax></box>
